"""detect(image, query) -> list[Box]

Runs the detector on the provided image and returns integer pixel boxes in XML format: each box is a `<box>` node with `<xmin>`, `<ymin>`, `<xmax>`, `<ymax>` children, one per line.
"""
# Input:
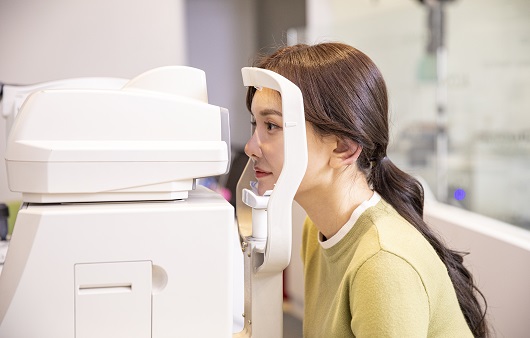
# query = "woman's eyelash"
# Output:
<box><xmin>266</xmin><ymin>122</ymin><xmax>280</xmax><ymax>130</ymax></box>
<box><xmin>250</xmin><ymin>116</ymin><xmax>280</xmax><ymax>131</ymax></box>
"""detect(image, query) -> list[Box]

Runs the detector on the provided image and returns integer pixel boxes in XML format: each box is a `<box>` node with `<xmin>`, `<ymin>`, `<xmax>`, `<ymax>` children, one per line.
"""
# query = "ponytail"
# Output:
<box><xmin>370</xmin><ymin>157</ymin><xmax>489</xmax><ymax>338</ymax></box>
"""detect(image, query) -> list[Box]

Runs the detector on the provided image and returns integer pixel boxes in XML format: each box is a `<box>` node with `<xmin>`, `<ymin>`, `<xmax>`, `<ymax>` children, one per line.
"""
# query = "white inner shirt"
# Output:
<box><xmin>319</xmin><ymin>191</ymin><xmax>381</xmax><ymax>249</ymax></box>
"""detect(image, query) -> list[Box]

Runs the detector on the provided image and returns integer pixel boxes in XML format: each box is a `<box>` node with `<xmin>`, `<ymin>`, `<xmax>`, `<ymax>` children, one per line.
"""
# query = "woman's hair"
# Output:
<box><xmin>247</xmin><ymin>42</ymin><xmax>489</xmax><ymax>337</ymax></box>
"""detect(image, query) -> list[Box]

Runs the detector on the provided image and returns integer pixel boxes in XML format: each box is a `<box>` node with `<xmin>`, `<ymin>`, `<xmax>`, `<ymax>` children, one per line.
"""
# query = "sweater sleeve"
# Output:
<box><xmin>350</xmin><ymin>250</ymin><xmax>430</xmax><ymax>337</ymax></box>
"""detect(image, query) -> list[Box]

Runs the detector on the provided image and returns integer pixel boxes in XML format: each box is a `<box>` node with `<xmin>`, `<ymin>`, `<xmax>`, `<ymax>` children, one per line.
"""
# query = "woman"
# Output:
<box><xmin>244</xmin><ymin>42</ymin><xmax>488</xmax><ymax>337</ymax></box>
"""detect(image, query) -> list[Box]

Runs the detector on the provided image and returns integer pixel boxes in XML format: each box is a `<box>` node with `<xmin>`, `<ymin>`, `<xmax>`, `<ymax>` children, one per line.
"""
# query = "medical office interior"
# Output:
<box><xmin>0</xmin><ymin>0</ymin><xmax>529</xmax><ymax>337</ymax></box>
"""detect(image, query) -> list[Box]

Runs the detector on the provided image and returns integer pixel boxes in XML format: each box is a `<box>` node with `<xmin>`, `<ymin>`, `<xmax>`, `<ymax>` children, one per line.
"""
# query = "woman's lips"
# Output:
<box><xmin>254</xmin><ymin>168</ymin><xmax>272</xmax><ymax>178</ymax></box>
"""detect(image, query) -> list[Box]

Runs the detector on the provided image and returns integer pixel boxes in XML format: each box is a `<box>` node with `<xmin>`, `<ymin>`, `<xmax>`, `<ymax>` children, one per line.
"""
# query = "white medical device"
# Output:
<box><xmin>1</xmin><ymin>77</ymin><xmax>129</xmax><ymax>138</ymax></box>
<box><xmin>0</xmin><ymin>65</ymin><xmax>307</xmax><ymax>338</ymax></box>
<box><xmin>234</xmin><ymin>68</ymin><xmax>307</xmax><ymax>337</ymax></box>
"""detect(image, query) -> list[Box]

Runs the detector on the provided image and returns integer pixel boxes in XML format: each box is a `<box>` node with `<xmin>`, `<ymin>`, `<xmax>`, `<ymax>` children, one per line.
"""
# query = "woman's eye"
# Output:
<box><xmin>266</xmin><ymin>122</ymin><xmax>280</xmax><ymax>131</ymax></box>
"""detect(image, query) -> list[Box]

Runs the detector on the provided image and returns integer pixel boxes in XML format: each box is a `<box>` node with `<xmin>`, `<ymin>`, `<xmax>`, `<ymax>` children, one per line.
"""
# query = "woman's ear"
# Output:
<box><xmin>329</xmin><ymin>138</ymin><xmax>362</xmax><ymax>169</ymax></box>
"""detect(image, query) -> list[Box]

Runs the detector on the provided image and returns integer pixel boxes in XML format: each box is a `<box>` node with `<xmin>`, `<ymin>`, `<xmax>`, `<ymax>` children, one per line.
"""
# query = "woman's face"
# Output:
<box><xmin>244</xmin><ymin>88</ymin><xmax>336</xmax><ymax>197</ymax></box>
<box><xmin>244</xmin><ymin>88</ymin><xmax>284</xmax><ymax>196</ymax></box>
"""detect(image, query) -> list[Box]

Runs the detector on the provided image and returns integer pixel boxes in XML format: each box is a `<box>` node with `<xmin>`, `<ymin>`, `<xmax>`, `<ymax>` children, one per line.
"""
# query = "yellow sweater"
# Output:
<box><xmin>301</xmin><ymin>195</ymin><xmax>472</xmax><ymax>337</ymax></box>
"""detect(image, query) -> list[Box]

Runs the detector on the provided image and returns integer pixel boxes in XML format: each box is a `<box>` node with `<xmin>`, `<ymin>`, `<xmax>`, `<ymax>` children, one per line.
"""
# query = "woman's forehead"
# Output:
<box><xmin>251</xmin><ymin>88</ymin><xmax>282</xmax><ymax>115</ymax></box>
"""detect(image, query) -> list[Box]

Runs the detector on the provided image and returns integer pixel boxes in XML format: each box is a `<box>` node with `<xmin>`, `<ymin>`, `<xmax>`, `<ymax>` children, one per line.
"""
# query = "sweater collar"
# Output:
<box><xmin>318</xmin><ymin>191</ymin><xmax>381</xmax><ymax>249</ymax></box>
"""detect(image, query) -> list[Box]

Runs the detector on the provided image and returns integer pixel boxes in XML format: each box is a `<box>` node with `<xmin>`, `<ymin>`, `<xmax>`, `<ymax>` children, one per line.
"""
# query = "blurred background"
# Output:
<box><xmin>0</xmin><ymin>0</ymin><xmax>529</xmax><ymax>336</ymax></box>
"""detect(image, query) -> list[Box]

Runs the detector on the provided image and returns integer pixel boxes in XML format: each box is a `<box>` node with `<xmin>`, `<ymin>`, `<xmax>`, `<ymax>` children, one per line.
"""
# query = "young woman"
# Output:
<box><xmin>244</xmin><ymin>42</ymin><xmax>488</xmax><ymax>337</ymax></box>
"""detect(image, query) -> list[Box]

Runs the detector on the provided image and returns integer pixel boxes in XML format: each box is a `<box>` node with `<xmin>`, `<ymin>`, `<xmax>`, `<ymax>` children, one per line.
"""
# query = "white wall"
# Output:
<box><xmin>0</xmin><ymin>0</ymin><xmax>187</xmax><ymax>202</ymax></box>
<box><xmin>425</xmin><ymin>201</ymin><xmax>530</xmax><ymax>337</ymax></box>
<box><xmin>0</xmin><ymin>0</ymin><xmax>186</xmax><ymax>83</ymax></box>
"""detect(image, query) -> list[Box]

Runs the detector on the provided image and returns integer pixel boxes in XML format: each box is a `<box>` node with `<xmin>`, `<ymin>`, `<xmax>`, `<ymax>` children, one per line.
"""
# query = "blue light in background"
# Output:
<box><xmin>454</xmin><ymin>188</ymin><xmax>466</xmax><ymax>201</ymax></box>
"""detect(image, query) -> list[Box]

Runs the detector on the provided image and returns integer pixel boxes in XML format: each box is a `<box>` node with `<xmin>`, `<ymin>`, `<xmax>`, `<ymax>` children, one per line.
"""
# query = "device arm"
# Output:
<box><xmin>234</xmin><ymin>67</ymin><xmax>307</xmax><ymax>338</ymax></box>
<box><xmin>239</xmin><ymin>67</ymin><xmax>307</xmax><ymax>273</ymax></box>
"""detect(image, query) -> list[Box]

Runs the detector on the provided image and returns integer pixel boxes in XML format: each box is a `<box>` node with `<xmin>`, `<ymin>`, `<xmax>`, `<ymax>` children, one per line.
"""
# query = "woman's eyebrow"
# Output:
<box><xmin>259</xmin><ymin>109</ymin><xmax>282</xmax><ymax>117</ymax></box>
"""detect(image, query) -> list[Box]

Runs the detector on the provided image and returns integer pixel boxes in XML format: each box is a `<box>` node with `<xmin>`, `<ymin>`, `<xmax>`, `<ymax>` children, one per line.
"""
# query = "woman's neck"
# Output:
<box><xmin>296</xmin><ymin>172</ymin><xmax>373</xmax><ymax>239</ymax></box>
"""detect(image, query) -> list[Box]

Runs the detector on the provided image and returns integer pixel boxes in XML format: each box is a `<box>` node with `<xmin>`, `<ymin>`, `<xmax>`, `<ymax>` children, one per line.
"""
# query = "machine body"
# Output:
<box><xmin>0</xmin><ymin>66</ymin><xmax>234</xmax><ymax>337</ymax></box>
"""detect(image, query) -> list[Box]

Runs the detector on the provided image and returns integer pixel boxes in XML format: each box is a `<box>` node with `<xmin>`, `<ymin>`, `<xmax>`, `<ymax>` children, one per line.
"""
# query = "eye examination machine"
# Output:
<box><xmin>0</xmin><ymin>65</ymin><xmax>307</xmax><ymax>337</ymax></box>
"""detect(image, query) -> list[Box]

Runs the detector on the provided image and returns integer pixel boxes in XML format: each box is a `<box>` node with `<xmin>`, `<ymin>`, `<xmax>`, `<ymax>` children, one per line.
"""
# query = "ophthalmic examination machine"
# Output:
<box><xmin>0</xmin><ymin>65</ymin><xmax>307</xmax><ymax>337</ymax></box>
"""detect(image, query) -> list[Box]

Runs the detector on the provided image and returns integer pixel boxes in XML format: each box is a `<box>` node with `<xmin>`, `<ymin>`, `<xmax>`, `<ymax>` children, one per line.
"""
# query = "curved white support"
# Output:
<box><xmin>240</xmin><ymin>67</ymin><xmax>308</xmax><ymax>274</ymax></box>
<box><xmin>234</xmin><ymin>67</ymin><xmax>307</xmax><ymax>338</ymax></box>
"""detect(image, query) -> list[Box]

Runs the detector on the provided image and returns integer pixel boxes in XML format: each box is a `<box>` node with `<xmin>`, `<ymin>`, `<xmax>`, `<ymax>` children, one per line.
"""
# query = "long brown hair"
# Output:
<box><xmin>247</xmin><ymin>42</ymin><xmax>489</xmax><ymax>337</ymax></box>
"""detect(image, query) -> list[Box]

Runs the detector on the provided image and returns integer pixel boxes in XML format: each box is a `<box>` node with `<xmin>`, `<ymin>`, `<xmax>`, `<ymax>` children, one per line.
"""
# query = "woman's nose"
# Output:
<box><xmin>244</xmin><ymin>131</ymin><xmax>262</xmax><ymax>159</ymax></box>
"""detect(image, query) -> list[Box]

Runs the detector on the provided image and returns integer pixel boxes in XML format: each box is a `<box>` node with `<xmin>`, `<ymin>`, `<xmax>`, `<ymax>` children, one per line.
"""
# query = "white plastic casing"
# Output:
<box><xmin>0</xmin><ymin>186</ymin><xmax>234</xmax><ymax>338</ymax></box>
<box><xmin>238</xmin><ymin>67</ymin><xmax>308</xmax><ymax>273</ymax></box>
<box><xmin>5</xmin><ymin>66</ymin><xmax>230</xmax><ymax>203</ymax></box>
<box><xmin>0</xmin><ymin>66</ymin><xmax>236</xmax><ymax>338</ymax></box>
<box><xmin>1</xmin><ymin>77</ymin><xmax>128</xmax><ymax>135</ymax></box>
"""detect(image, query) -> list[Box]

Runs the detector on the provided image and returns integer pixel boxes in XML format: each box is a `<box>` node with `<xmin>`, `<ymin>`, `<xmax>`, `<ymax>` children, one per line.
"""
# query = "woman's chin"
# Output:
<box><xmin>258</xmin><ymin>187</ymin><xmax>271</xmax><ymax>196</ymax></box>
<box><xmin>257</xmin><ymin>181</ymin><xmax>275</xmax><ymax>196</ymax></box>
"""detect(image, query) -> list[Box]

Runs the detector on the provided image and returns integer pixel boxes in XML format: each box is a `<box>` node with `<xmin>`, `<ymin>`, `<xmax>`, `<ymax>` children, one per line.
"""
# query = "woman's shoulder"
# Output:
<box><xmin>353</xmin><ymin>199</ymin><xmax>449</xmax><ymax>285</ymax></box>
<box><xmin>360</xmin><ymin>199</ymin><xmax>437</xmax><ymax>258</ymax></box>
